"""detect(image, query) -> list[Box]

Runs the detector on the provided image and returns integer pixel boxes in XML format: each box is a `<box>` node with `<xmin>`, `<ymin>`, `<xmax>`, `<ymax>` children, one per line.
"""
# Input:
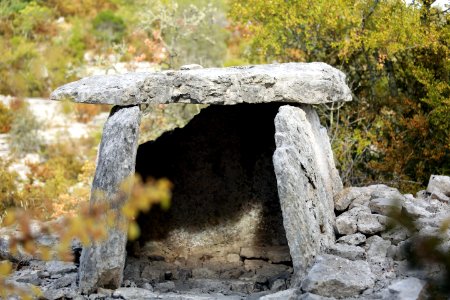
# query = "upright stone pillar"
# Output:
<box><xmin>78</xmin><ymin>105</ymin><xmax>142</xmax><ymax>294</ymax></box>
<box><xmin>273</xmin><ymin>105</ymin><xmax>342</xmax><ymax>285</ymax></box>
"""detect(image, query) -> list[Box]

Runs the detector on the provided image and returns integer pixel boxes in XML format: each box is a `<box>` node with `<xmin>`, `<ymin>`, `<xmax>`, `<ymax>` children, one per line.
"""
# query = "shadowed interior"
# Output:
<box><xmin>132</xmin><ymin>103</ymin><xmax>290</xmax><ymax>270</ymax></box>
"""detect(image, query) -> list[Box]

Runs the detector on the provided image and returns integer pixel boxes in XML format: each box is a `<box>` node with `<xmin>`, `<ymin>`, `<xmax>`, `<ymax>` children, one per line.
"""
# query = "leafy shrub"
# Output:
<box><xmin>0</xmin><ymin>160</ymin><xmax>20</xmax><ymax>216</ymax></box>
<box><xmin>92</xmin><ymin>10</ymin><xmax>126</xmax><ymax>44</ymax></box>
<box><xmin>47</xmin><ymin>0</ymin><xmax>116</xmax><ymax>17</ymax></box>
<box><xmin>8</xmin><ymin>105</ymin><xmax>43</xmax><ymax>156</ymax></box>
<box><xmin>13</xmin><ymin>1</ymin><xmax>55</xmax><ymax>39</ymax></box>
<box><xmin>230</xmin><ymin>0</ymin><xmax>450</xmax><ymax>190</ymax></box>
<box><xmin>74</xmin><ymin>103</ymin><xmax>103</xmax><ymax>123</ymax></box>
<box><xmin>0</xmin><ymin>103</ymin><xmax>13</xmax><ymax>133</ymax></box>
<box><xmin>137</xmin><ymin>0</ymin><xmax>228</xmax><ymax>69</ymax></box>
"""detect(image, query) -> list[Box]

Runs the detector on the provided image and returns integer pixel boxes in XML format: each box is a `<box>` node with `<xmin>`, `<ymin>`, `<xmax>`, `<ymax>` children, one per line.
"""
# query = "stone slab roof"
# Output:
<box><xmin>50</xmin><ymin>62</ymin><xmax>352</xmax><ymax>106</ymax></box>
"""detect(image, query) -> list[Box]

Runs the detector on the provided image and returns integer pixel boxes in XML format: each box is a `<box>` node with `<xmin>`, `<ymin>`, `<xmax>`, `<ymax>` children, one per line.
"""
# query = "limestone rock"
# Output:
<box><xmin>427</xmin><ymin>175</ymin><xmax>450</xmax><ymax>202</ymax></box>
<box><xmin>327</xmin><ymin>243</ymin><xmax>365</xmax><ymax>260</ymax></box>
<box><xmin>47</xmin><ymin>272</ymin><xmax>77</xmax><ymax>289</ymax></box>
<box><xmin>357</xmin><ymin>213</ymin><xmax>385</xmax><ymax>235</ymax></box>
<box><xmin>369</xmin><ymin>197</ymin><xmax>402</xmax><ymax>216</ymax></box>
<box><xmin>273</xmin><ymin>105</ymin><xmax>341</xmax><ymax>283</ymax></box>
<box><xmin>381</xmin><ymin>227</ymin><xmax>410</xmax><ymax>245</ymax></box>
<box><xmin>335</xmin><ymin>213</ymin><xmax>357</xmax><ymax>235</ymax></box>
<box><xmin>51</xmin><ymin>63</ymin><xmax>352</xmax><ymax>106</ymax></box>
<box><xmin>44</xmin><ymin>261</ymin><xmax>77</xmax><ymax>276</ymax></box>
<box><xmin>336</xmin><ymin>233</ymin><xmax>366</xmax><ymax>246</ymax></box>
<box><xmin>335</xmin><ymin>206</ymin><xmax>370</xmax><ymax>235</ymax></box>
<box><xmin>112</xmin><ymin>287</ymin><xmax>157</xmax><ymax>299</ymax></box>
<box><xmin>299</xmin><ymin>293</ymin><xmax>335</xmax><ymax>300</ymax></box>
<box><xmin>78</xmin><ymin>105</ymin><xmax>142</xmax><ymax>293</ymax></box>
<box><xmin>260</xmin><ymin>288</ymin><xmax>300</xmax><ymax>300</ymax></box>
<box><xmin>385</xmin><ymin>277</ymin><xmax>426</xmax><ymax>300</ymax></box>
<box><xmin>334</xmin><ymin>187</ymin><xmax>370</xmax><ymax>211</ymax></box>
<box><xmin>367</xmin><ymin>185</ymin><xmax>405</xmax><ymax>202</ymax></box>
<box><xmin>301</xmin><ymin>254</ymin><xmax>374</xmax><ymax>298</ymax></box>
<box><xmin>365</xmin><ymin>236</ymin><xmax>391</xmax><ymax>260</ymax></box>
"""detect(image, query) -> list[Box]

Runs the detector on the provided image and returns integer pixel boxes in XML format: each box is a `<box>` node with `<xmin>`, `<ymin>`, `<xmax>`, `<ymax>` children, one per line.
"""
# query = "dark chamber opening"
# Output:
<box><xmin>126</xmin><ymin>103</ymin><xmax>292</xmax><ymax>292</ymax></box>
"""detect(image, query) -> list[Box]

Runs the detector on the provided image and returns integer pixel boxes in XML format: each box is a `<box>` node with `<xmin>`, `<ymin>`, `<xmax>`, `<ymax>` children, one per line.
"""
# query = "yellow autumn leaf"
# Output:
<box><xmin>0</xmin><ymin>261</ymin><xmax>12</xmax><ymax>276</ymax></box>
<box><xmin>127</xmin><ymin>221</ymin><xmax>140</xmax><ymax>241</ymax></box>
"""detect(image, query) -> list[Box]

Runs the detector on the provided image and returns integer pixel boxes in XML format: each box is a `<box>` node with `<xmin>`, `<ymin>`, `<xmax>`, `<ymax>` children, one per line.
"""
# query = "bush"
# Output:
<box><xmin>0</xmin><ymin>160</ymin><xmax>20</xmax><ymax>217</ymax></box>
<box><xmin>8</xmin><ymin>105</ymin><xmax>43</xmax><ymax>156</ymax></box>
<box><xmin>0</xmin><ymin>103</ymin><xmax>13</xmax><ymax>133</ymax></box>
<box><xmin>92</xmin><ymin>10</ymin><xmax>126</xmax><ymax>44</ymax></box>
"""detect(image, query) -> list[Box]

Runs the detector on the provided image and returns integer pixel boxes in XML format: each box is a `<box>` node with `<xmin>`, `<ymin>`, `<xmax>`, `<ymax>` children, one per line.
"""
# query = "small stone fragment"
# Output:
<box><xmin>47</xmin><ymin>273</ymin><xmax>77</xmax><ymax>289</ymax></box>
<box><xmin>337</xmin><ymin>233</ymin><xmax>366</xmax><ymax>246</ymax></box>
<box><xmin>367</xmin><ymin>185</ymin><xmax>405</xmax><ymax>203</ymax></box>
<box><xmin>381</xmin><ymin>227</ymin><xmax>410</xmax><ymax>245</ymax></box>
<box><xmin>427</xmin><ymin>175</ymin><xmax>450</xmax><ymax>202</ymax></box>
<box><xmin>357</xmin><ymin>214</ymin><xmax>385</xmax><ymax>234</ymax></box>
<box><xmin>369</xmin><ymin>197</ymin><xmax>402</xmax><ymax>215</ymax></box>
<box><xmin>327</xmin><ymin>243</ymin><xmax>365</xmax><ymax>260</ymax></box>
<box><xmin>335</xmin><ymin>213</ymin><xmax>357</xmax><ymax>235</ymax></box>
<box><xmin>298</xmin><ymin>293</ymin><xmax>336</xmax><ymax>300</ymax></box>
<box><xmin>301</xmin><ymin>254</ymin><xmax>374</xmax><ymax>298</ymax></box>
<box><xmin>334</xmin><ymin>187</ymin><xmax>370</xmax><ymax>211</ymax></box>
<box><xmin>270</xmin><ymin>278</ymin><xmax>287</xmax><ymax>292</ymax></box>
<box><xmin>112</xmin><ymin>287</ymin><xmax>158</xmax><ymax>299</ymax></box>
<box><xmin>387</xmin><ymin>277</ymin><xmax>426</xmax><ymax>300</ymax></box>
<box><xmin>365</xmin><ymin>236</ymin><xmax>391</xmax><ymax>260</ymax></box>
<box><xmin>45</xmin><ymin>261</ymin><xmax>77</xmax><ymax>276</ymax></box>
<box><xmin>179</xmin><ymin>64</ymin><xmax>203</xmax><ymax>70</ymax></box>
<box><xmin>260</xmin><ymin>288</ymin><xmax>300</xmax><ymax>300</ymax></box>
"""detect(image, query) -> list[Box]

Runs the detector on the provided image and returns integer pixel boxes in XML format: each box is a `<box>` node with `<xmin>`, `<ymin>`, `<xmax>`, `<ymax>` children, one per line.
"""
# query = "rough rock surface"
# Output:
<box><xmin>427</xmin><ymin>175</ymin><xmax>450</xmax><ymax>202</ymax></box>
<box><xmin>384</xmin><ymin>277</ymin><xmax>426</xmax><ymax>300</ymax></box>
<box><xmin>50</xmin><ymin>63</ymin><xmax>352</xmax><ymax>106</ymax></box>
<box><xmin>78</xmin><ymin>105</ymin><xmax>142</xmax><ymax>293</ymax></box>
<box><xmin>322</xmin><ymin>182</ymin><xmax>449</xmax><ymax>299</ymax></box>
<box><xmin>272</xmin><ymin>105</ymin><xmax>342</xmax><ymax>284</ymax></box>
<box><xmin>3</xmin><ymin>180</ymin><xmax>449</xmax><ymax>299</ymax></box>
<box><xmin>301</xmin><ymin>254</ymin><xmax>375</xmax><ymax>298</ymax></box>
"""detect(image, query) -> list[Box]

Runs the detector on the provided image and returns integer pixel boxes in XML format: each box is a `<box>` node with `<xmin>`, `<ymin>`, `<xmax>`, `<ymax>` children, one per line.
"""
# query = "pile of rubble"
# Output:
<box><xmin>2</xmin><ymin>175</ymin><xmax>449</xmax><ymax>299</ymax></box>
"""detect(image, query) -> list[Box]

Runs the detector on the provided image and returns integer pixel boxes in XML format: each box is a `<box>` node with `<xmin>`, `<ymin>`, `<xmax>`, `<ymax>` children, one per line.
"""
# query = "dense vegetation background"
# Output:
<box><xmin>0</xmin><ymin>0</ymin><xmax>449</xmax><ymax>221</ymax></box>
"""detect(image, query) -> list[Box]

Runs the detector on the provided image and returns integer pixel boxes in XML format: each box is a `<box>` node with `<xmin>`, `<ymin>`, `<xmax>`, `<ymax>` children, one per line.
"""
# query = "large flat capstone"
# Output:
<box><xmin>50</xmin><ymin>63</ymin><xmax>351</xmax><ymax>106</ymax></box>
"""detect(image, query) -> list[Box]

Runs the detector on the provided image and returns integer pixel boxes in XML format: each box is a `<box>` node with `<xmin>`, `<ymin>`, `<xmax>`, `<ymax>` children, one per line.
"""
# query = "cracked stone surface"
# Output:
<box><xmin>50</xmin><ymin>63</ymin><xmax>352</xmax><ymax>106</ymax></box>
<box><xmin>78</xmin><ymin>105</ymin><xmax>142</xmax><ymax>294</ymax></box>
<box><xmin>272</xmin><ymin>105</ymin><xmax>342</xmax><ymax>285</ymax></box>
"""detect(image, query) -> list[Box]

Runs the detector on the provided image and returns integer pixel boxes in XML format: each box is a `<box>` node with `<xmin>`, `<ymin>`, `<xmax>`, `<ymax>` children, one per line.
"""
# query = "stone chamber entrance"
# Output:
<box><xmin>124</xmin><ymin>104</ymin><xmax>293</xmax><ymax>294</ymax></box>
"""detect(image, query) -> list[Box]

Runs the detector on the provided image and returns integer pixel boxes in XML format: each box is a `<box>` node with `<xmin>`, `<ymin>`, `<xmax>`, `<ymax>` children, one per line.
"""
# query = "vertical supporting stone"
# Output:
<box><xmin>78</xmin><ymin>105</ymin><xmax>142</xmax><ymax>294</ymax></box>
<box><xmin>272</xmin><ymin>105</ymin><xmax>342</xmax><ymax>285</ymax></box>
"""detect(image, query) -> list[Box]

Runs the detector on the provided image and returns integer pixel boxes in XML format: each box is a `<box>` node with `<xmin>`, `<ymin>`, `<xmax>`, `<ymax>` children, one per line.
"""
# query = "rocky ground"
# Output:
<box><xmin>0</xmin><ymin>96</ymin><xmax>449</xmax><ymax>299</ymax></box>
<box><xmin>1</xmin><ymin>175</ymin><xmax>449</xmax><ymax>299</ymax></box>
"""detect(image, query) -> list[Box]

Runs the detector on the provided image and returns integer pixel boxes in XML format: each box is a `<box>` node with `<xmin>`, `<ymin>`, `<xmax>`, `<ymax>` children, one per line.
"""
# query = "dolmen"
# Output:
<box><xmin>51</xmin><ymin>62</ymin><xmax>352</xmax><ymax>293</ymax></box>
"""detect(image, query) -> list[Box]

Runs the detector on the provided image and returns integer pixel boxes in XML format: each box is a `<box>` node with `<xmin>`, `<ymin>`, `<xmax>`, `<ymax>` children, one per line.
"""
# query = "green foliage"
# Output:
<box><xmin>92</xmin><ymin>10</ymin><xmax>126</xmax><ymax>44</ymax></box>
<box><xmin>0</xmin><ymin>102</ymin><xmax>13</xmax><ymax>133</ymax></box>
<box><xmin>8</xmin><ymin>105</ymin><xmax>42</xmax><ymax>156</ymax></box>
<box><xmin>13</xmin><ymin>1</ymin><xmax>54</xmax><ymax>39</ymax></box>
<box><xmin>0</xmin><ymin>160</ymin><xmax>20</xmax><ymax>213</ymax></box>
<box><xmin>47</xmin><ymin>0</ymin><xmax>116</xmax><ymax>17</ymax></box>
<box><xmin>230</xmin><ymin>0</ymin><xmax>450</xmax><ymax>190</ymax></box>
<box><xmin>137</xmin><ymin>0</ymin><xmax>229</xmax><ymax>68</ymax></box>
